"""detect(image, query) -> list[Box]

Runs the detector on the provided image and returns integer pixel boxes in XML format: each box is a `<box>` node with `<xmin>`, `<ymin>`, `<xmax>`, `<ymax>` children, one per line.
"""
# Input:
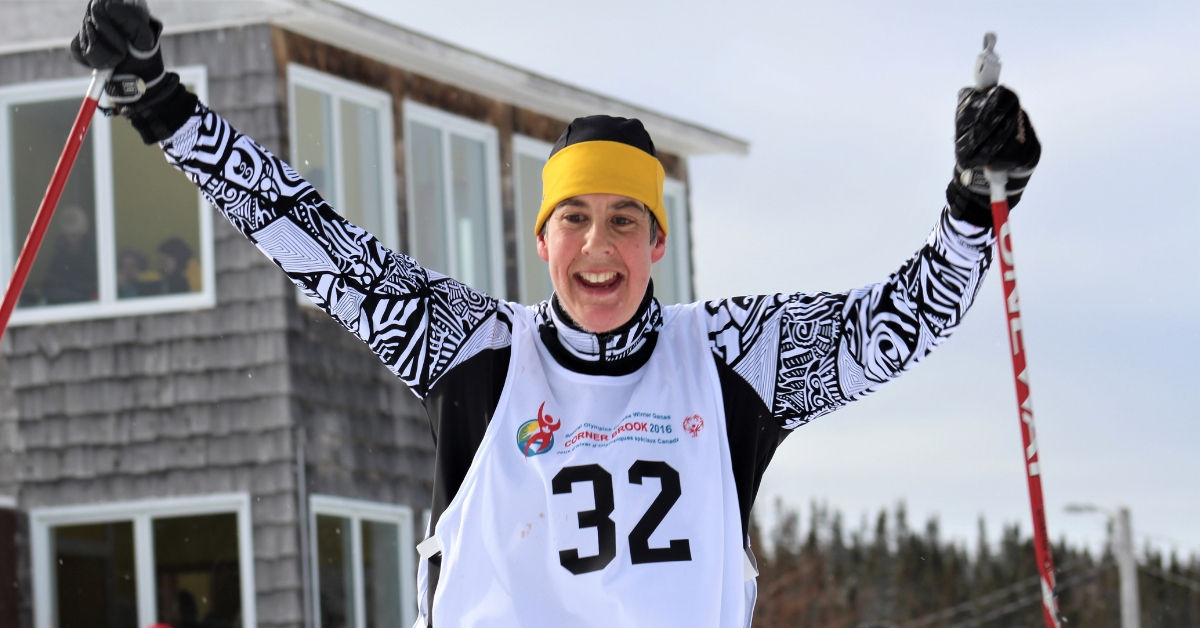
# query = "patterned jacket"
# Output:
<box><xmin>162</xmin><ymin>103</ymin><xmax>994</xmax><ymax>546</ymax></box>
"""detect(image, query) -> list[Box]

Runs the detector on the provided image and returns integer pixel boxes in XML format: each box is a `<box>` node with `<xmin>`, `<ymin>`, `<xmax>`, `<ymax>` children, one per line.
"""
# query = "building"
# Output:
<box><xmin>0</xmin><ymin>2</ymin><xmax>748</xmax><ymax>627</ymax></box>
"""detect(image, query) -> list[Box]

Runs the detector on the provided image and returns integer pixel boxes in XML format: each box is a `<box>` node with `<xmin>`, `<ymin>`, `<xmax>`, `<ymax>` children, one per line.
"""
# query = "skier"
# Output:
<box><xmin>70</xmin><ymin>1</ymin><xmax>1039</xmax><ymax>626</ymax></box>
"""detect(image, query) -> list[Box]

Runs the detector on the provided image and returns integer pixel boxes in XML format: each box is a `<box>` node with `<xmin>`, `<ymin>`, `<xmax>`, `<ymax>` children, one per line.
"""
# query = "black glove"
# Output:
<box><xmin>947</xmin><ymin>85</ymin><xmax>1040</xmax><ymax>227</ymax></box>
<box><xmin>70</xmin><ymin>0</ymin><xmax>197</xmax><ymax>144</ymax></box>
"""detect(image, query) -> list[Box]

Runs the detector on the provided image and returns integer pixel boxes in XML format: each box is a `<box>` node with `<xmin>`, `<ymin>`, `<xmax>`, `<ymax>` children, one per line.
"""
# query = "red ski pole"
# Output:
<box><xmin>976</xmin><ymin>33</ymin><xmax>1060</xmax><ymax>628</ymax></box>
<box><xmin>0</xmin><ymin>68</ymin><xmax>111</xmax><ymax>341</ymax></box>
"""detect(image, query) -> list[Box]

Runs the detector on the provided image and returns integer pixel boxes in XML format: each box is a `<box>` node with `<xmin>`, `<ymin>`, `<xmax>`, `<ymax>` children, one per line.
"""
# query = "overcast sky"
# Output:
<box><xmin>342</xmin><ymin>0</ymin><xmax>1200</xmax><ymax>555</ymax></box>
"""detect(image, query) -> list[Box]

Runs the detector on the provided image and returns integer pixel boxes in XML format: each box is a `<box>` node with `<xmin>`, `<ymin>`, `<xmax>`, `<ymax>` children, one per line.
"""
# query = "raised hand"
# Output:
<box><xmin>956</xmin><ymin>85</ymin><xmax>1041</xmax><ymax>172</ymax></box>
<box><xmin>70</xmin><ymin>0</ymin><xmax>197</xmax><ymax>143</ymax></box>
<box><xmin>947</xmin><ymin>84</ymin><xmax>1041</xmax><ymax>226</ymax></box>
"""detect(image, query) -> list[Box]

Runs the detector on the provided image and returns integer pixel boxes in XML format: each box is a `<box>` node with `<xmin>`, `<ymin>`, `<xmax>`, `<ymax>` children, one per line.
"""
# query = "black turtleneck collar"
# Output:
<box><xmin>535</xmin><ymin>281</ymin><xmax>663</xmax><ymax>376</ymax></box>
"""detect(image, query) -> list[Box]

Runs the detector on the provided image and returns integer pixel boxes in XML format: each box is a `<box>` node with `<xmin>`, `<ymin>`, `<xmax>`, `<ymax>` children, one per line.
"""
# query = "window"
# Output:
<box><xmin>0</xmin><ymin>67</ymin><xmax>214</xmax><ymax>325</ymax></box>
<box><xmin>403</xmin><ymin>101</ymin><xmax>504</xmax><ymax>296</ymax></box>
<box><xmin>309</xmin><ymin>496</ymin><xmax>415</xmax><ymax>628</ymax></box>
<box><xmin>512</xmin><ymin>135</ymin><xmax>554</xmax><ymax>305</ymax></box>
<box><xmin>288</xmin><ymin>65</ymin><xmax>397</xmax><ymax>307</ymax></box>
<box><xmin>650</xmin><ymin>178</ymin><xmax>693</xmax><ymax>305</ymax></box>
<box><xmin>287</xmin><ymin>65</ymin><xmax>397</xmax><ymax>248</ymax></box>
<box><xmin>30</xmin><ymin>493</ymin><xmax>256</xmax><ymax>628</ymax></box>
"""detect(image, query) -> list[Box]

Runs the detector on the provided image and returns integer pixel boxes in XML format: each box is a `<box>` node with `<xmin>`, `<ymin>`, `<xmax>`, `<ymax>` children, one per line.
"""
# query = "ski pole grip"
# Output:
<box><xmin>92</xmin><ymin>68</ymin><xmax>114</xmax><ymax>98</ymax></box>
<box><xmin>975</xmin><ymin>32</ymin><xmax>1001</xmax><ymax>91</ymax></box>
<box><xmin>977</xmin><ymin>34</ymin><xmax>1008</xmax><ymax>204</ymax></box>
<box><xmin>984</xmin><ymin>167</ymin><xmax>1009</xmax><ymax>204</ymax></box>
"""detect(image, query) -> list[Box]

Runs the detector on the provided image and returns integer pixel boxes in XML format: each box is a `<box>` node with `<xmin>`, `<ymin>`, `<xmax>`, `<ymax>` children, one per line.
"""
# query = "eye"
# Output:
<box><xmin>563</xmin><ymin>212</ymin><xmax>587</xmax><ymax>224</ymax></box>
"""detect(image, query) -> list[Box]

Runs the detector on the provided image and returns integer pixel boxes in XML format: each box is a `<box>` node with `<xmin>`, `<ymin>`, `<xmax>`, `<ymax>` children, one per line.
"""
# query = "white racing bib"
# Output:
<box><xmin>420</xmin><ymin>302</ymin><xmax>749</xmax><ymax>627</ymax></box>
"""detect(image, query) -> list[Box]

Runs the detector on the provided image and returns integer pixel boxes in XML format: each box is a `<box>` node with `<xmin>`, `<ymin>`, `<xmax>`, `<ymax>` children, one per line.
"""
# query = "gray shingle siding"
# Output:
<box><xmin>0</xmin><ymin>23</ymin><xmax>438</xmax><ymax>628</ymax></box>
<box><xmin>0</xmin><ymin>25</ymin><xmax>291</xmax><ymax>493</ymax></box>
<box><xmin>290</xmin><ymin>310</ymin><xmax>433</xmax><ymax>508</ymax></box>
<box><xmin>1</xmin><ymin>353</ymin><xmax>19</xmax><ymax>501</ymax></box>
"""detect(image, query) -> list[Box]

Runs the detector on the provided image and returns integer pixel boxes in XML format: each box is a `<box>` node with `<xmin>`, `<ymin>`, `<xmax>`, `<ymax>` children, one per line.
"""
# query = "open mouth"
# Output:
<box><xmin>575</xmin><ymin>270</ymin><xmax>622</xmax><ymax>291</ymax></box>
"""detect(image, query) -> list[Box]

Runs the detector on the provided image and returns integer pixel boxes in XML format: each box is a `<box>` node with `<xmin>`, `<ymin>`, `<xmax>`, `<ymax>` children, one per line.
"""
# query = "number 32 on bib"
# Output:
<box><xmin>553</xmin><ymin>460</ymin><xmax>692</xmax><ymax>574</ymax></box>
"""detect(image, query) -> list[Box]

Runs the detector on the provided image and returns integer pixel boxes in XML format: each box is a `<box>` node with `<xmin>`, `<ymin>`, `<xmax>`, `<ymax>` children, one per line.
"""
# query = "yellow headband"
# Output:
<box><xmin>536</xmin><ymin>140</ymin><xmax>667</xmax><ymax>237</ymax></box>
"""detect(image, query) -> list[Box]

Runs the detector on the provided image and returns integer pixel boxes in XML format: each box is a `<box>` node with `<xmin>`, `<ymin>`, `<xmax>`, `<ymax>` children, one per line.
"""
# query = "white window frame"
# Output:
<box><xmin>0</xmin><ymin>66</ymin><xmax>214</xmax><ymax>325</ymax></box>
<box><xmin>660</xmin><ymin>177</ymin><xmax>694</xmax><ymax>303</ymax></box>
<box><xmin>286</xmin><ymin>64</ymin><xmax>398</xmax><ymax>249</ymax></box>
<box><xmin>288</xmin><ymin>65</ymin><xmax>398</xmax><ymax>308</ymax></box>
<box><xmin>309</xmin><ymin>495</ymin><xmax>416</xmax><ymax>628</ymax></box>
<box><xmin>29</xmin><ymin>492</ymin><xmax>256</xmax><ymax>628</ymax></box>
<box><xmin>402</xmin><ymin>100</ymin><xmax>505</xmax><ymax>296</ymax></box>
<box><xmin>511</xmin><ymin>134</ymin><xmax>554</xmax><ymax>304</ymax></box>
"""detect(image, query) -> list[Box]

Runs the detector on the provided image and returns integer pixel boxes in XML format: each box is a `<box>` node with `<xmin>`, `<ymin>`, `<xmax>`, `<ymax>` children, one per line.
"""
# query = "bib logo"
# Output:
<box><xmin>683</xmin><ymin>414</ymin><xmax>705</xmax><ymax>437</ymax></box>
<box><xmin>516</xmin><ymin>402</ymin><xmax>562</xmax><ymax>457</ymax></box>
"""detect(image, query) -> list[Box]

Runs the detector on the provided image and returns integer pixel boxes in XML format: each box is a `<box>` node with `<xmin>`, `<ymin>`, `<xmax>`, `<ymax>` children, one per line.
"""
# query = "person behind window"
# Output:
<box><xmin>205</xmin><ymin>566</ymin><xmax>242</xmax><ymax>628</ymax></box>
<box><xmin>117</xmin><ymin>248</ymin><xmax>159</xmax><ymax>298</ymax></box>
<box><xmin>178</xmin><ymin>590</ymin><xmax>199</xmax><ymax>628</ymax></box>
<box><xmin>42</xmin><ymin>204</ymin><xmax>98</xmax><ymax>304</ymax></box>
<box><xmin>156</xmin><ymin>237</ymin><xmax>192</xmax><ymax>294</ymax></box>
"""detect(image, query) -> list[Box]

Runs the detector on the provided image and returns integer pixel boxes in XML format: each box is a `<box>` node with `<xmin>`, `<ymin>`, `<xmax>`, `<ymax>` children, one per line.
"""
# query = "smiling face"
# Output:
<box><xmin>537</xmin><ymin>193</ymin><xmax>666</xmax><ymax>333</ymax></box>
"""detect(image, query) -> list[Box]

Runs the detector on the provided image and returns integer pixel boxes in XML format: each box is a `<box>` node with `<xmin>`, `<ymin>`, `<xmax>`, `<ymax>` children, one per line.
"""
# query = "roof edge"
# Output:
<box><xmin>277</xmin><ymin>0</ymin><xmax>749</xmax><ymax>157</ymax></box>
<box><xmin>0</xmin><ymin>16</ymin><xmax>277</xmax><ymax>58</ymax></box>
<box><xmin>0</xmin><ymin>0</ymin><xmax>749</xmax><ymax>157</ymax></box>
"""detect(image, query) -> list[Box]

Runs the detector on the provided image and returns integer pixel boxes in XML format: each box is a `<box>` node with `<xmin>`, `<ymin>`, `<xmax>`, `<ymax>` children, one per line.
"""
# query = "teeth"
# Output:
<box><xmin>579</xmin><ymin>271</ymin><xmax>618</xmax><ymax>284</ymax></box>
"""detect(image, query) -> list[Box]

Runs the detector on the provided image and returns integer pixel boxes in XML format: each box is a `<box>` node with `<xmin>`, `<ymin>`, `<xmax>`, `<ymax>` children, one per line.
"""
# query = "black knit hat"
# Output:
<box><xmin>537</xmin><ymin>114</ymin><xmax>667</xmax><ymax>236</ymax></box>
<box><xmin>550</xmin><ymin>115</ymin><xmax>657</xmax><ymax>158</ymax></box>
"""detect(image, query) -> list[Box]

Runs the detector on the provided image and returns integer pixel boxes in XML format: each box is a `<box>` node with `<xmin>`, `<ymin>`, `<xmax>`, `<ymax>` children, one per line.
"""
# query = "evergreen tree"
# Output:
<box><xmin>750</xmin><ymin>502</ymin><xmax>1200</xmax><ymax>627</ymax></box>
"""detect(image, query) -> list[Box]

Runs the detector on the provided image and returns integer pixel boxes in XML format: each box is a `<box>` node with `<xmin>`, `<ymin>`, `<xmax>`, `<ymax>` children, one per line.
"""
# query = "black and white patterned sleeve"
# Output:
<box><xmin>706</xmin><ymin>209</ymin><xmax>994</xmax><ymax>429</ymax></box>
<box><xmin>161</xmin><ymin>104</ymin><xmax>510</xmax><ymax>398</ymax></box>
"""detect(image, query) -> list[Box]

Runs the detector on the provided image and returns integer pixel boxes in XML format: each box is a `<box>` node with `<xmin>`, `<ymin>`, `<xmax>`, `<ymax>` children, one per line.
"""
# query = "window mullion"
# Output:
<box><xmin>236</xmin><ymin>498</ymin><xmax>258</xmax><ymax>628</ymax></box>
<box><xmin>134</xmin><ymin>513</ymin><xmax>157</xmax><ymax>628</ymax></box>
<box><xmin>351</xmin><ymin>515</ymin><xmax>367</xmax><ymax>628</ymax></box>
<box><xmin>485</xmin><ymin>129</ymin><xmax>504</xmax><ymax>298</ymax></box>
<box><xmin>400</xmin><ymin>511</ymin><xmax>417</xmax><ymax>628</ymax></box>
<box><xmin>287</xmin><ymin>80</ymin><xmax>299</xmax><ymax>175</ymax></box>
<box><xmin>441</xmin><ymin>132</ymin><xmax>458</xmax><ymax>281</ymax></box>
<box><xmin>331</xmin><ymin>95</ymin><xmax>345</xmax><ymax>216</ymax></box>
<box><xmin>91</xmin><ymin>114</ymin><xmax>117</xmax><ymax>303</ymax></box>
<box><xmin>30</xmin><ymin>518</ymin><xmax>52</xmax><ymax>628</ymax></box>
<box><xmin>309</xmin><ymin>505</ymin><xmax>323</xmax><ymax>628</ymax></box>
<box><xmin>402</xmin><ymin>120</ymin><xmax>416</xmax><ymax>259</ymax></box>
<box><xmin>675</xmin><ymin>187</ymin><xmax>693</xmax><ymax>303</ymax></box>
<box><xmin>0</xmin><ymin>99</ymin><xmax>13</xmax><ymax>285</ymax></box>
<box><xmin>377</xmin><ymin>101</ymin><xmax>398</xmax><ymax>252</ymax></box>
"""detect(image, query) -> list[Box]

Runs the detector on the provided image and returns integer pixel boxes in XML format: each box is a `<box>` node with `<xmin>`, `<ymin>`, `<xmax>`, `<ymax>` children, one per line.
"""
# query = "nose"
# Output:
<box><xmin>580</xmin><ymin>220</ymin><xmax>613</xmax><ymax>257</ymax></box>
